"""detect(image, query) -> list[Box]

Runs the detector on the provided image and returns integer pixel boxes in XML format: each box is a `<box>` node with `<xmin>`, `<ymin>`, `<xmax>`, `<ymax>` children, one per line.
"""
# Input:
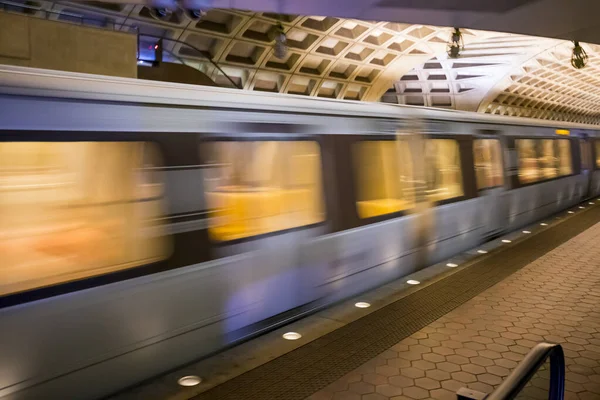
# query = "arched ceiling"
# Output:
<box><xmin>23</xmin><ymin>1</ymin><xmax>482</xmax><ymax>100</ymax></box>
<box><xmin>58</xmin><ymin>0</ymin><xmax>600</xmax><ymax>45</ymax></box>
<box><xmin>384</xmin><ymin>36</ymin><xmax>600</xmax><ymax>124</ymax></box>
<box><xmin>481</xmin><ymin>42</ymin><xmax>600</xmax><ymax>124</ymax></box>
<box><xmin>382</xmin><ymin>34</ymin><xmax>559</xmax><ymax>110</ymax></box>
<box><xmin>4</xmin><ymin>1</ymin><xmax>600</xmax><ymax>124</ymax></box>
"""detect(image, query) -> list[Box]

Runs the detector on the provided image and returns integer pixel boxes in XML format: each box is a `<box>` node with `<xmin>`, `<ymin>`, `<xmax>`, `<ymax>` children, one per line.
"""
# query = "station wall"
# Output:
<box><xmin>0</xmin><ymin>12</ymin><xmax>137</xmax><ymax>78</ymax></box>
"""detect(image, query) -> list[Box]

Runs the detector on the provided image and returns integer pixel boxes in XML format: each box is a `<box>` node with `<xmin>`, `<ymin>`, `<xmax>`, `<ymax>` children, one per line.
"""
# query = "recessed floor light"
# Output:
<box><xmin>407</xmin><ymin>280</ymin><xmax>420</xmax><ymax>285</ymax></box>
<box><xmin>589</xmin><ymin>202</ymin><xmax>594</xmax><ymax>205</ymax></box>
<box><xmin>502</xmin><ymin>239</ymin><xmax>511</xmax><ymax>243</ymax></box>
<box><xmin>540</xmin><ymin>223</ymin><xmax>548</xmax><ymax>226</ymax></box>
<box><xmin>283</xmin><ymin>332</ymin><xmax>302</xmax><ymax>340</ymax></box>
<box><xmin>568</xmin><ymin>211</ymin><xmax>575</xmax><ymax>214</ymax></box>
<box><xmin>523</xmin><ymin>230</ymin><xmax>531</xmax><ymax>234</ymax></box>
<box><xmin>477</xmin><ymin>250</ymin><xmax>488</xmax><ymax>254</ymax></box>
<box><xmin>579</xmin><ymin>206</ymin><xmax>585</xmax><ymax>209</ymax></box>
<box><xmin>355</xmin><ymin>302</ymin><xmax>371</xmax><ymax>308</ymax></box>
<box><xmin>178</xmin><ymin>376</ymin><xmax>202</xmax><ymax>387</ymax></box>
<box><xmin>446</xmin><ymin>263</ymin><xmax>458</xmax><ymax>268</ymax></box>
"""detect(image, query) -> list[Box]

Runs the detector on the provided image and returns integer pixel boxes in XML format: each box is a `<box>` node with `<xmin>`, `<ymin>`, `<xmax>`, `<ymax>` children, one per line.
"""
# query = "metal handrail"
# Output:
<box><xmin>485</xmin><ymin>342</ymin><xmax>565</xmax><ymax>400</ymax></box>
<box><xmin>139</xmin><ymin>34</ymin><xmax>242</xmax><ymax>89</ymax></box>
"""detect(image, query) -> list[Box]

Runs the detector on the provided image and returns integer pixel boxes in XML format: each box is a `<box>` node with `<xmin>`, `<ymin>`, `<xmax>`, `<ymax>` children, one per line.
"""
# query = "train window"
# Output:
<box><xmin>0</xmin><ymin>142</ymin><xmax>170</xmax><ymax>296</ymax></box>
<box><xmin>539</xmin><ymin>139</ymin><xmax>558</xmax><ymax>179</ymax></box>
<box><xmin>516</xmin><ymin>139</ymin><xmax>540</xmax><ymax>184</ymax></box>
<box><xmin>203</xmin><ymin>141</ymin><xmax>324</xmax><ymax>241</ymax></box>
<box><xmin>474</xmin><ymin>139</ymin><xmax>503</xmax><ymax>189</ymax></box>
<box><xmin>424</xmin><ymin>139</ymin><xmax>463</xmax><ymax>202</ymax></box>
<box><xmin>352</xmin><ymin>140</ymin><xmax>415</xmax><ymax>218</ymax></box>
<box><xmin>557</xmin><ymin>140</ymin><xmax>573</xmax><ymax>176</ymax></box>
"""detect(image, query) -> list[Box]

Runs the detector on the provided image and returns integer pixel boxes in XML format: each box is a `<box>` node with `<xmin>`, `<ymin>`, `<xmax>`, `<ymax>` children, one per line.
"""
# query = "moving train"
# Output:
<box><xmin>1</xmin><ymin>65</ymin><xmax>599</xmax><ymax>400</ymax></box>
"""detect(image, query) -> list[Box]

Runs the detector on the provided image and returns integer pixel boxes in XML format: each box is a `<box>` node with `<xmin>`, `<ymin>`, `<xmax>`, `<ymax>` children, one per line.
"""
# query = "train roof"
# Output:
<box><xmin>0</xmin><ymin>65</ymin><xmax>598</xmax><ymax>133</ymax></box>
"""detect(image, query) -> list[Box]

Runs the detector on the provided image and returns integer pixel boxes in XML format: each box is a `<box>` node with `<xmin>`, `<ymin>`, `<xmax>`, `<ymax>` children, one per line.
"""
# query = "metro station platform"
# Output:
<box><xmin>110</xmin><ymin>203</ymin><xmax>600</xmax><ymax>400</ymax></box>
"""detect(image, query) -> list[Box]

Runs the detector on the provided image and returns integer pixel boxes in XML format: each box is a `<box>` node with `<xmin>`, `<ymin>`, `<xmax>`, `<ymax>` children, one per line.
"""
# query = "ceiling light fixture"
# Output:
<box><xmin>571</xmin><ymin>41</ymin><xmax>588</xmax><ymax>69</ymax></box>
<box><xmin>274</xmin><ymin>22</ymin><xmax>288</xmax><ymax>59</ymax></box>
<box><xmin>447</xmin><ymin>27</ymin><xmax>464</xmax><ymax>58</ymax></box>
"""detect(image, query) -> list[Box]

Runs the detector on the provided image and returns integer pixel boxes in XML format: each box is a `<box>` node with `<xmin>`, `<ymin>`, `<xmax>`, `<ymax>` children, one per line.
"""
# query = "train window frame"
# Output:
<box><xmin>351</xmin><ymin>136</ymin><xmax>417</xmax><ymax>221</ymax></box>
<box><xmin>348</xmin><ymin>132</ymin><xmax>474</xmax><ymax>224</ymax></box>
<box><xmin>473</xmin><ymin>137</ymin><xmax>504</xmax><ymax>190</ymax></box>
<box><xmin>423</xmin><ymin>136</ymin><xmax>469</xmax><ymax>205</ymax></box>
<box><xmin>514</xmin><ymin>136</ymin><xmax>577</xmax><ymax>188</ymax></box>
<box><xmin>556</xmin><ymin>139</ymin><xmax>573</xmax><ymax>176</ymax></box>
<box><xmin>199</xmin><ymin>135</ymin><xmax>327</xmax><ymax>244</ymax></box>
<box><xmin>0</xmin><ymin>137</ymin><xmax>172</xmax><ymax>299</ymax></box>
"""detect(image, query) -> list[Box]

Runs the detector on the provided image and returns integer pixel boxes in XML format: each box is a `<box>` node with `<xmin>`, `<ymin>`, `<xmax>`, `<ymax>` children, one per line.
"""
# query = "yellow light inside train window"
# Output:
<box><xmin>352</xmin><ymin>140</ymin><xmax>415</xmax><ymax>218</ymax></box>
<box><xmin>555</xmin><ymin>129</ymin><xmax>570</xmax><ymax>136</ymax></box>
<box><xmin>202</xmin><ymin>141</ymin><xmax>325</xmax><ymax>241</ymax></box>
<box><xmin>0</xmin><ymin>142</ymin><xmax>171</xmax><ymax>296</ymax></box>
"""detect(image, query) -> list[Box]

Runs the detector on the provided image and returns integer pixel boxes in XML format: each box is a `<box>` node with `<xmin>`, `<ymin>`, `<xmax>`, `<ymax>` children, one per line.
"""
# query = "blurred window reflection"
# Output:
<box><xmin>0</xmin><ymin>142</ymin><xmax>170</xmax><ymax>296</ymax></box>
<box><xmin>540</xmin><ymin>139</ymin><xmax>558</xmax><ymax>179</ymax></box>
<box><xmin>424</xmin><ymin>139</ymin><xmax>463</xmax><ymax>202</ymax></box>
<box><xmin>595</xmin><ymin>141</ymin><xmax>600</xmax><ymax>168</ymax></box>
<box><xmin>517</xmin><ymin>139</ymin><xmax>573</xmax><ymax>184</ymax></box>
<box><xmin>557</xmin><ymin>139</ymin><xmax>573</xmax><ymax>176</ymax></box>
<box><xmin>353</xmin><ymin>140</ymin><xmax>415</xmax><ymax>218</ymax></box>
<box><xmin>517</xmin><ymin>139</ymin><xmax>541</xmax><ymax>184</ymax></box>
<box><xmin>203</xmin><ymin>141</ymin><xmax>324</xmax><ymax>241</ymax></box>
<box><xmin>474</xmin><ymin>139</ymin><xmax>503</xmax><ymax>189</ymax></box>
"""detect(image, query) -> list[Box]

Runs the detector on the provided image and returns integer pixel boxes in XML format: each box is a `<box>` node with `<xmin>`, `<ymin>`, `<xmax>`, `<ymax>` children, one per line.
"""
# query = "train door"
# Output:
<box><xmin>199</xmin><ymin>130</ymin><xmax>329</xmax><ymax>329</ymax></box>
<box><xmin>473</xmin><ymin>134</ymin><xmax>508</xmax><ymax>240</ymax></box>
<box><xmin>579</xmin><ymin>136</ymin><xmax>593</xmax><ymax>199</ymax></box>
<box><xmin>402</xmin><ymin>128</ymin><xmax>434</xmax><ymax>269</ymax></box>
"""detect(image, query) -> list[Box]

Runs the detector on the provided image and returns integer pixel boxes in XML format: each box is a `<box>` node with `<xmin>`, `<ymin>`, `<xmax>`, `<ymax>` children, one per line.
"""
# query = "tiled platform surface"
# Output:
<box><xmin>307</xmin><ymin>222</ymin><xmax>600</xmax><ymax>400</ymax></box>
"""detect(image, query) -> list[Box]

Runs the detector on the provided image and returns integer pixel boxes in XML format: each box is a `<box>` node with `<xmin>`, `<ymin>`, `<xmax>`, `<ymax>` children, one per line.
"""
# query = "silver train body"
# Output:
<box><xmin>0</xmin><ymin>66</ymin><xmax>599</xmax><ymax>400</ymax></box>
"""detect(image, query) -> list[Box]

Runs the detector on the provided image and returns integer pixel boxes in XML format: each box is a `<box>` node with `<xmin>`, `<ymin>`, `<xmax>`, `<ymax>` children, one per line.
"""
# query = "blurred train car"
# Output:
<box><xmin>1</xmin><ymin>65</ymin><xmax>599</xmax><ymax>400</ymax></box>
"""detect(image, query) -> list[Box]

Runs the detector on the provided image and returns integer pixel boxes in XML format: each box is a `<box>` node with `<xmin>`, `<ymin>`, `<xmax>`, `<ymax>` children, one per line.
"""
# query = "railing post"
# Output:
<box><xmin>549</xmin><ymin>345</ymin><xmax>565</xmax><ymax>400</ymax></box>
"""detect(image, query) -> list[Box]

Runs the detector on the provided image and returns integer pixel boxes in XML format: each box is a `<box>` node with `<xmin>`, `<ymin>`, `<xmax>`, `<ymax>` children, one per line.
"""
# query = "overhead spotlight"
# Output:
<box><xmin>185</xmin><ymin>9</ymin><xmax>206</xmax><ymax>20</ymax></box>
<box><xmin>447</xmin><ymin>27</ymin><xmax>464</xmax><ymax>59</ymax></box>
<box><xmin>180</xmin><ymin>0</ymin><xmax>212</xmax><ymax>19</ymax></box>
<box><xmin>571</xmin><ymin>41</ymin><xmax>588</xmax><ymax>69</ymax></box>
<box><xmin>274</xmin><ymin>22</ymin><xmax>287</xmax><ymax>60</ymax></box>
<box><xmin>150</xmin><ymin>7</ymin><xmax>172</xmax><ymax>20</ymax></box>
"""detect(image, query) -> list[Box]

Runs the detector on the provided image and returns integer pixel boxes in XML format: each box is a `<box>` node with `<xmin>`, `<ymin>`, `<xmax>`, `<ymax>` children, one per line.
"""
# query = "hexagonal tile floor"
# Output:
<box><xmin>307</xmin><ymin>221</ymin><xmax>600</xmax><ymax>400</ymax></box>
